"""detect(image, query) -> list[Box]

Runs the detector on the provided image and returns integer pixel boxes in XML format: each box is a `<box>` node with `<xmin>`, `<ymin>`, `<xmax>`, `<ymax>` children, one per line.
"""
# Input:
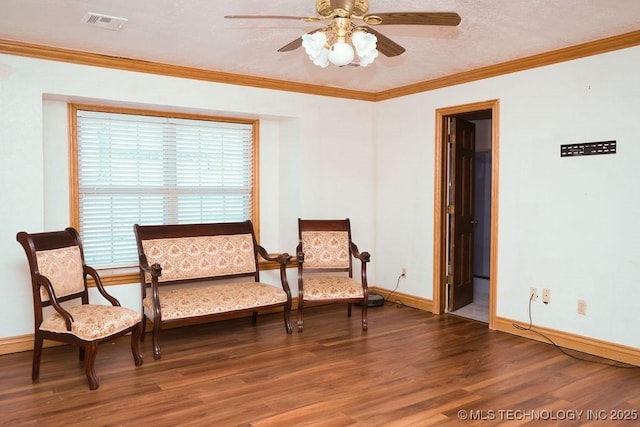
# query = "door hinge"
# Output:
<box><xmin>449</xmin><ymin>134</ymin><xmax>456</xmax><ymax>144</ymax></box>
<box><xmin>447</xmin><ymin>204</ymin><xmax>455</xmax><ymax>214</ymax></box>
<box><xmin>446</xmin><ymin>274</ymin><xmax>453</xmax><ymax>285</ymax></box>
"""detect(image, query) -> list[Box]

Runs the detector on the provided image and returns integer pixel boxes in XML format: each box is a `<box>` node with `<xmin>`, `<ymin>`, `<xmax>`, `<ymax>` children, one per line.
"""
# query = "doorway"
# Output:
<box><xmin>432</xmin><ymin>100</ymin><xmax>499</xmax><ymax>329</ymax></box>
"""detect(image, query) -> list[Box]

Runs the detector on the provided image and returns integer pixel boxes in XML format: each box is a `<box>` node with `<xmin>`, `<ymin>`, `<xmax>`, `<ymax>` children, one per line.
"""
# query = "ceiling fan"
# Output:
<box><xmin>225</xmin><ymin>0</ymin><xmax>461</xmax><ymax>67</ymax></box>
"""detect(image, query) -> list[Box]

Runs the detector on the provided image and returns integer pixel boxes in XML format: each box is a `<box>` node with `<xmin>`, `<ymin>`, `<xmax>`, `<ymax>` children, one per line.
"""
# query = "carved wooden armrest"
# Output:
<box><xmin>146</xmin><ymin>263</ymin><xmax>163</xmax><ymax>278</ymax></box>
<box><xmin>36</xmin><ymin>274</ymin><xmax>74</xmax><ymax>331</ymax></box>
<box><xmin>84</xmin><ymin>265</ymin><xmax>120</xmax><ymax>306</ymax></box>
<box><xmin>257</xmin><ymin>245</ymin><xmax>292</xmax><ymax>266</ymax></box>
<box><xmin>139</xmin><ymin>254</ymin><xmax>163</xmax><ymax>279</ymax></box>
<box><xmin>257</xmin><ymin>245</ymin><xmax>292</xmax><ymax>295</ymax></box>
<box><xmin>350</xmin><ymin>242</ymin><xmax>371</xmax><ymax>263</ymax></box>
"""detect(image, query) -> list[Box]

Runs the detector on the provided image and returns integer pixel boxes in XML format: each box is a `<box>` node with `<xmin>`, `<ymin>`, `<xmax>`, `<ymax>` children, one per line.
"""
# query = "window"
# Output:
<box><xmin>70</xmin><ymin>104</ymin><xmax>258</xmax><ymax>272</ymax></box>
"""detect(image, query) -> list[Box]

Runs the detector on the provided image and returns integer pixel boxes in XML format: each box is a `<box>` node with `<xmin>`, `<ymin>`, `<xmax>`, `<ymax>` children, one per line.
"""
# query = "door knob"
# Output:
<box><xmin>471</xmin><ymin>219</ymin><xmax>479</xmax><ymax>225</ymax></box>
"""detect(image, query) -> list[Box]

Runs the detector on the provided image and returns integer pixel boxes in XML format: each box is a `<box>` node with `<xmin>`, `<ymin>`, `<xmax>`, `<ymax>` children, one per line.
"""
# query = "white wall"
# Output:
<box><xmin>2</xmin><ymin>45</ymin><xmax>639</xmax><ymax>351</ymax></box>
<box><xmin>375</xmin><ymin>46</ymin><xmax>640</xmax><ymax>348</ymax></box>
<box><xmin>0</xmin><ymin>54</ymin><xmax>376</xmax><ymax>338</ymax></box>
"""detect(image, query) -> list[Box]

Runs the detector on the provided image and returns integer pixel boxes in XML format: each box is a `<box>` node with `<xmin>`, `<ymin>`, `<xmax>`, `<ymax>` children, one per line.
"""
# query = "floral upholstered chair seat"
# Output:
<box><xmin>301</xmin><ymin>276</ymin><xmax>364</xmax><ymax>300</ymax></box>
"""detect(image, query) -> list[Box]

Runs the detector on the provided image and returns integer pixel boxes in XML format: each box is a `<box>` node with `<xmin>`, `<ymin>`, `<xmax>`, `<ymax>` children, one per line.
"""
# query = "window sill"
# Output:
<box><xmin>92</xmin><ymin>259</ymin><xmax>298</xmax><ymax>287</ymax></box>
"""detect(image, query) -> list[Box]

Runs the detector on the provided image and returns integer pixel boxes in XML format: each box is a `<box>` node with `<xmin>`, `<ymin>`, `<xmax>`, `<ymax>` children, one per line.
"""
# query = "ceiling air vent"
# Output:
<box><xmin>83</xmin><ymin>12</ymin><xmax>128</xmax><ymax>30</ymax></box>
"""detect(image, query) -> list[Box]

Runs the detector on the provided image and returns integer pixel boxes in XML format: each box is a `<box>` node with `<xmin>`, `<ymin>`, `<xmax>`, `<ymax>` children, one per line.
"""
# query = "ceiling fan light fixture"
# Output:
<box><xmin>357</xmin><ymin>47</ymin><xmax>378</xmax><ymax>67</ymax></box>
<box><xmin>327</xmin><ymin>40</ymin><xmax>354</xmax><ymax>66</ymax></box>
<box><xmin>302</xmin><ymin>32</ymin><xmax>330</xmax><ymax>67</ymax></box>
<box><xmin>301</xmin><ymin>27</ymin><xmax>378</xmax><ymax>68</ymax></box>
<box><xmin>312</xmin><ymin>47</ymin><xmax>330</xmax><ymax>67</ymax></box>
<box><xmin>351</xmin><ymin>30</ymin><xmax>377</xmax><ymax>56</ymax></box>
<box><xmin>227</xmin><ymin>2</ymin><xmax>462</xmax><ymax>68</ymax></box>
<box><xmin>351</xmin><ymin>29</ymin><xmax>378</xmax><ymax>67</ymax></box>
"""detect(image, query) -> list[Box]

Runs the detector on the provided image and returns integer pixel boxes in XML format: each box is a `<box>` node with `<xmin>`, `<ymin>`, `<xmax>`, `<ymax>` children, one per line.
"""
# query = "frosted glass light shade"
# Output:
<box><xmin>358</xmin><ymin>49</ymin><xmax>378</xmax><ymax>67</ymax></box>
<box><xmin>302</xmin><ymin>32</ymin><xmax>327</xmax><ymax>52</ymax></box>
<box><xmin>351</xmin><ymin>30</ymin><xmax>377</xmax><ymax>57</ymax></box>
<box><xmin>302</xmin><ymin>32</ymin><xmax>330</xmax><ymax>68</ymax></box>
<box><xmin>351</xmin><ymin>30</ymin><xmax>378</xmax><ymax>67</ymax></box>
<box><xmin>301</xmin><ymin>29</ymin><xmax>378</xmax><ymax>68</ymax></box>
<box><xmin>312</xmin><ymin>48</ymin><xmax>330</xmax><ymax>67</ymax></box>
<box><xmin>327</xmin><ymin>40</ymin><xmax>354</xmax><ymax>66</ymax></box>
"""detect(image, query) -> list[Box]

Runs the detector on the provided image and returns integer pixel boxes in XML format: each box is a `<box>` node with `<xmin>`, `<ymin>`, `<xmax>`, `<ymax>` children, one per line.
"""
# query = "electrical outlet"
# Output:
<box><xmin>577</xmin><ymin>300</ymin><xmax>587</xmax><ymax>315</ymax></box>
<box><xmin>401</xmin><ymin>267</ymin><xmax>407</xmax><ymax>277</ymax></box>
<box><xmin>529</xmin><ymin>287</ymin><xmax>538</xmax><ymax>301</ymax></box>
<box><xmin>542</xmin><ymin>288</ymin><xmax>551</xmax><ymax>304</ymax></box>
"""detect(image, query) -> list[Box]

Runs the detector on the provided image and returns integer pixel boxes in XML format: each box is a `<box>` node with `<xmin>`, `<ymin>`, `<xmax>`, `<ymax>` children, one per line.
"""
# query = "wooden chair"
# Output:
<box><xmin>296</xmin><ymin>218</ymin><xmax>371</xmax><ymax>332</ymax></box>
<box><xmin>16</xmin><ymin>227</ymin><xmax>143</xmax><ymax>390</ymax></box>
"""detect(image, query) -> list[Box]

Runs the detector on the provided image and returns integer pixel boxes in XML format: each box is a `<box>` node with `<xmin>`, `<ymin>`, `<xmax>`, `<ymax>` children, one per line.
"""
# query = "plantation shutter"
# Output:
<box><xmin>76</xmin><ymin>109</ymin><xmax>254</xmax><ymax>268</ymax></box>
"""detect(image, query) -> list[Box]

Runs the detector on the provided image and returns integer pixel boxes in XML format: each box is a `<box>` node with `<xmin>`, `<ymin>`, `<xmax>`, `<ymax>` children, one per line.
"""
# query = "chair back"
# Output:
<box><xmin>16</xmin><ymin>228</ymin><xmax>88</xmax><ymax>318</ymax></box>
<box><xmin>297</xmin><ymin>219</ymin><xmax>353</xmax><ymax>276</ymax></box>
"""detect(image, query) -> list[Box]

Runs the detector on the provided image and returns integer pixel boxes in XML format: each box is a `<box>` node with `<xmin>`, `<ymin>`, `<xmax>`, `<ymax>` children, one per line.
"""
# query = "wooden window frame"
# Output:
<box><xmin>68</xmin><ymin>103</ymin><xmax>260</xmax><ymax>285</ymax></box>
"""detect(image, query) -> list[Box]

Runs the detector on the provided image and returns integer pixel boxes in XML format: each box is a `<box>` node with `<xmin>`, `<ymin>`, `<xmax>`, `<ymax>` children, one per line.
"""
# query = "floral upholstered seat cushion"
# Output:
<box><xmin>302</xmin><ymin>276</ymin><xmax>363</xmax><ymax>300</ymax></box>
<box><xmin>143</xmin><ymin>282</ymin><xmax>288</xmax><ymax>320</ymax></box>
<box><xmin>40</xmin><ymin>305</ymin><xmax>142</xmax><ymax>341</ymax></box>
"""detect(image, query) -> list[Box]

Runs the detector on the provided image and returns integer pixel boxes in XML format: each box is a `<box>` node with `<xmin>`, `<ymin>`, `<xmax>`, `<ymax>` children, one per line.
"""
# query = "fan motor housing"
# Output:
<box><xmin>316</xmin><ymin>0</ymin><xmax>369</xmax><ymax>18</ymax></box>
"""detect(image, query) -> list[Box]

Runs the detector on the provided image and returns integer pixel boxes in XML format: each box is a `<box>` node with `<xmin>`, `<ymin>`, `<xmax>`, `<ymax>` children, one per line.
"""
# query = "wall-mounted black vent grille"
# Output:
<box><xmin>560</xmin><ymin>141</ymin><xmax>616</xmax><ymax>157</ymax></box>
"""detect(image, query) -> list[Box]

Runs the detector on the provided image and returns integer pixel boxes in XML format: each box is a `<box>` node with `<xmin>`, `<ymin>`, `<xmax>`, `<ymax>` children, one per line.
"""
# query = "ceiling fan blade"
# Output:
<box><xmin>224</xmin><ymin>15</ymin><xmax>321</xmax><ymax>23</ymax></box>
<box><xmin>363</xmin><ymin>27</ymin><xmax>405</xmax><ymax>57</ymax></box>
<box><xmin>277</xmin><ymin>29</ymin><xmax>324</xmax><ymax>52</ymax></box>
<box><xmin>364</xmin><ymin>12</ymin><xmax>461</xmax><ymax>26</ymax></box>
<box><xmin>278</xmin><ymin>38</ymin><xmax>303</xmax><ymax>52</ymax></box>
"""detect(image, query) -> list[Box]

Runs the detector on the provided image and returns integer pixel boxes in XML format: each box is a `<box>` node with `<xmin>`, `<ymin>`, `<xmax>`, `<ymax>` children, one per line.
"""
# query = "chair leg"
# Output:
<box><xmin>32</xmin><ymin>335</ymin><xmax>43</xmax><ymax>382</ymax></box>
<box><xmin>362</xmin><ymin>302</ymin><xmax>368</xmax><ymax>331</ymax></box>
<box><xmin>84</xmin><ymin>341</ymin><xmax>99</xmax><ymax>390</ymax></box>
<box><xmin>297</xmin><ymin>299</ymin><xmax>304</xmax><ymax>333</ymax></box>
<box><xmin>347</xmin><ymin>302</ymin><xmax>352</xmax><ymax>317</ymax></box>
<box><xmin>130</xmin><ymin>323</ymin><xmax>144</xmax><ymax>366</ymax></box>
<box><xmin>283</xmin><ymin>302</ymin><xmax>293</xmax><ymax>334</ymax></box>
<box><xmin>152</xmin><ymin>329</ymin><xmax>162</xmax><ymax>360</ymax></box>
<box><xmin>140</xmin><ymin>313</ymin><xmax>147</xmax><ymax>341</ymax></box>
<box><xmin>251</xmin><ymin>311</ymin><xmax>258</xmax><ymax>325</ymax></box>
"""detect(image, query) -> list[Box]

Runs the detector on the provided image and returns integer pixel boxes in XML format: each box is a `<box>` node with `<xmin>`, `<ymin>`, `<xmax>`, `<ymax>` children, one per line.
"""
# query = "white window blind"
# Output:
<box><xmin>76</xmin><ymin>109</ymin><xmax>254</xmax><ymax>269</ymax></box>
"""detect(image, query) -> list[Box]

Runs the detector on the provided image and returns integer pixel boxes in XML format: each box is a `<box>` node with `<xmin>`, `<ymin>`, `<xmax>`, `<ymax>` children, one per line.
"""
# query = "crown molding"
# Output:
<box><xmin>1</xmin><ymin>29</ymin><xmax>639</xmax><ymax>102</ymax></box>
<box><xmin>375</xmin><ymin>29</ymin><xmax>640</xmax><ymax>101</ymax></box>
<box><xmin>0</xmin><ymin>38</ymin><xmax>376</xmax><ymax>102</ymax></box>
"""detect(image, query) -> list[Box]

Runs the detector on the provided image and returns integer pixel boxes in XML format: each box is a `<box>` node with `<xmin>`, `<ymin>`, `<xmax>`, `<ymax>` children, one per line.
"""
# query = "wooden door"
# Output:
<box><xmin>447</xmin><ymin>117</ymin><xmax>476</xmax><ymax>311</ymax></box>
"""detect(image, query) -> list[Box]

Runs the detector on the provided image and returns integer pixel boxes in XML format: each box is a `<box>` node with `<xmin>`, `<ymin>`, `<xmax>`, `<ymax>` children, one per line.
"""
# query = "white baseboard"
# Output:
<box><xmin>3</xmin><ymin>290</ymin><xmax>638</xmax><ymax>367</ymax></box>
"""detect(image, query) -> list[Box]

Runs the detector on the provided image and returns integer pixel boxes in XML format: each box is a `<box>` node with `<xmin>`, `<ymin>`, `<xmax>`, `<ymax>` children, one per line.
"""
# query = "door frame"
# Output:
<box><xmin>432</xmin><ymin>99</ymin><xmax>500</xmax><ymax>329</ymax></box>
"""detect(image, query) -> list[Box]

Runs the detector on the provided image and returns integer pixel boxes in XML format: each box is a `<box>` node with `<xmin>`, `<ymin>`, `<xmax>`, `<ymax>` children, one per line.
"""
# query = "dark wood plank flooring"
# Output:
<box><xmin>1</xmin><ymin>304</ymin><xmax>638</xmax><ymax>426</ymax></box>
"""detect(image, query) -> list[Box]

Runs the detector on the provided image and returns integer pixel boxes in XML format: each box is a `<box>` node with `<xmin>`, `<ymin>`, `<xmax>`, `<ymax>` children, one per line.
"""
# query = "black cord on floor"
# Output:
<box><xmin>512</xmin><ymin>294</ymin><xmax>637</xmax><ymax>369</ymax></box>
<box><xmin>384</xmin><ymin>274</ymin><xmax>405</xmax><ymax>307</ymax></box>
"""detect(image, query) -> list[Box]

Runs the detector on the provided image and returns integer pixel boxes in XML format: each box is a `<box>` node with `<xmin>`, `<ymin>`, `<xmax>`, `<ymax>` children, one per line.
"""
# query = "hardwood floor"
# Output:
<box><xmin>1</xmin><ymin>304</ymin><xmax>638</xmax><ymax>426</ymax></box>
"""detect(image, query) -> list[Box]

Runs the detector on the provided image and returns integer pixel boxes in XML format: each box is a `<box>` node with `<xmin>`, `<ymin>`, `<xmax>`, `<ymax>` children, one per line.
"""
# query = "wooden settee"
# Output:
<box><xmin>133</xmin><ymin>221</ymin><xmax>292</xmax><ymax>359</ymax></box>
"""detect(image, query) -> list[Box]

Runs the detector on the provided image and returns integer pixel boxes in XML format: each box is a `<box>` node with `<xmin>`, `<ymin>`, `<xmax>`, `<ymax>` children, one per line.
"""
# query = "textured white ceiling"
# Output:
<box><xmin>1</xmin><ymin>0</ymin><xmax>639</xmax><ymax>92</ymax></box>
